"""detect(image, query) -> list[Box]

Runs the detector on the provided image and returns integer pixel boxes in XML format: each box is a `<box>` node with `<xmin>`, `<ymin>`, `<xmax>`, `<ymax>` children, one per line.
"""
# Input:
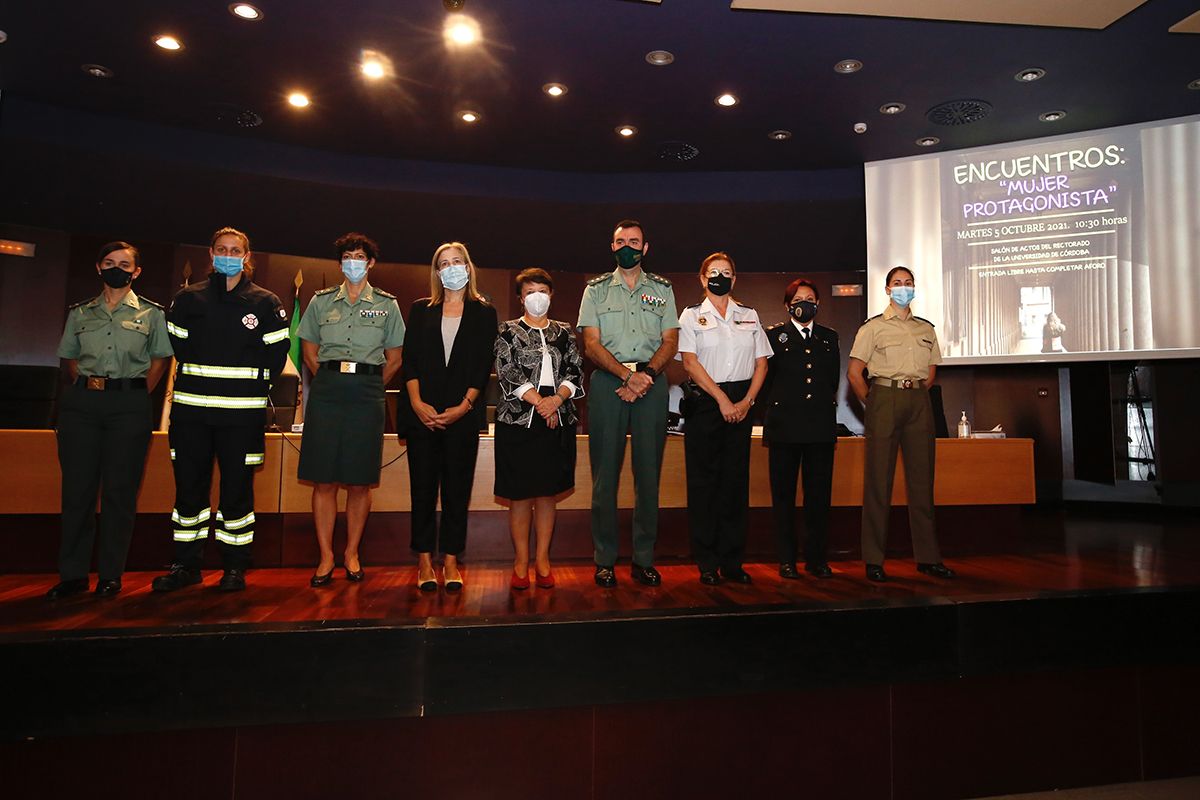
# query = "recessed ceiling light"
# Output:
<box><xmin>229</xmin><ymin>4</ymin><xmax>263</xmax><ymax>20</ymax></box>
<box><xmin>615</xmin><ymin>125</ymin><xmax>637</xmax><ymax>137</ymax></box>
<box><xmin>154</xmin><ymin>35</ymin><xmax>183</xmax><ymax>51</ymax></box>
<box><xmin>1015</xmin><ymin>67</ymin><xmax>1045</xmax><ymax>82</ymax></box>
<box><xmin>768</xmin><ymin>130</ymin><xmax>792</xmax><ymax>141</ymax></box>
<box><xmin>916</xmin><ymin>136</ymin><xmax>940</xmax><ymax>147</ymax></box>
<box><xmin>1189</xmin><ymin>78</ymin><xmax>1200</xmax><ymax>91</ymax></box>
<box><xmin>543</xmin><ymin>83</ymin><xmax>567</xmax><ymax>97</ymax></box>
<box><xmin>0</xmin><ymin>30</ymin><xmax>8</xmax><ymax>44</ymax></box>
<box><xmin>82</xmin><ymin>63</ymin><xmax>114</xmax><ymax>78</ymax></box>
<box><xmin>645</xmin><ymin>50</ymin><xmax>674</xmax><ymax>66</ymax></box>
<box><xmin>444</xmin><ymin>15</ymin><xmax>480</xmax><ymax>46</ymax></box>
<box><xmin>459</xmin><ymin>110</ymin><xmax>481</xmax><ymax>123</ymax></box>
<box><xmin>715</xmin><ymin>93</ymin><xmax>738</xmax><ymax>108</ymax></box>
<box><xmin>362</xmin><ymin>60</ymin><xmax>386</xmax><ymax>79</ymax></box>
<box><xmin>834</xmin><ymin>59</ymin><xmax>862</xmax><ymax>74</ymax></box>
<box><xmin>1039</xmin><ymin>110</ymin><xmax>1067</xmax><ymax>122</ymax></box>
<box><xmin>879</xmin><ymin>102</ymin><xmax>906</xmax><ymax>115</ymax></box>
<box><xmin>287</xmin><ymin>92</ymin><xmax>310</xmax><ymax>108</ymax></box>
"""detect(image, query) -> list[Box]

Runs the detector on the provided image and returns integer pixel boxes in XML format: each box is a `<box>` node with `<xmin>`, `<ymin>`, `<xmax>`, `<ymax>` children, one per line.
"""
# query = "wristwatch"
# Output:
<box><xmin>642</xmin><ymin>365</ymin><xmax>658</xmax><ymax>379</ymax></box>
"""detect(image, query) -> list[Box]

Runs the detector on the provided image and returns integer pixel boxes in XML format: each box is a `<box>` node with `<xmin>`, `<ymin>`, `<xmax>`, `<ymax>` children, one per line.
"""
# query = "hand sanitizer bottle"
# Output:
<box><xmin>958</xmin><ymin>411</ymin><xmax>971</xmax><ymax>438</ymax></box>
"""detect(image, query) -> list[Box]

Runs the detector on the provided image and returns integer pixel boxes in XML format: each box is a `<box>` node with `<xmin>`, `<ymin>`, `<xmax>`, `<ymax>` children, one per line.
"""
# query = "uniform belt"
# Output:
<box><xmin>872</xmin><ymin>377</ymin><xmax>926</xmax><ymax>389</ymax></box>
<box><xmin>76</xmin><ymin>376</ymin><xmax>147</xmax><ymax>391</ymax></box>
<box><xmin>321</xmin><ymin>360</ymin><xmax>383</xmax><ymax>375</ymax></box>
<box><xmin>620</xmin><ymin>361</ymin><xmax>651</xmax><ymax>373</ymax></box>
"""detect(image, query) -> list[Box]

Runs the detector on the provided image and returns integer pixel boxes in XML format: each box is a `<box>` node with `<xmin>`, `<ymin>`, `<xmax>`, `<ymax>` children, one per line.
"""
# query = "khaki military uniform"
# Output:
<box><xmin>577</xmin><ymin>268</ymin><xmax>679</xmax><ymax>568</ymax></box>
<box><xmin>848</xmin><ymin>305</ymin><xmax>943</xmax><ymax>565</ymax></box>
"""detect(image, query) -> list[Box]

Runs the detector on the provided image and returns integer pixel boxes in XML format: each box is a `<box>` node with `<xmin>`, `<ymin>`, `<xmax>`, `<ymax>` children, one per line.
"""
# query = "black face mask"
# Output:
<box><xmin>706</xmin><ymin>274</ymin><xmax>732</xmax><ymax>296</ymax></box>
<box><xmin>100</xmin><ymin>268</ymin><xmax>135</xmax><ymax>289</ymax></box>
<box><xmin>789</xmin><ymin>300</ymin><xmax>818</xmax><ymax>323</ymax></box>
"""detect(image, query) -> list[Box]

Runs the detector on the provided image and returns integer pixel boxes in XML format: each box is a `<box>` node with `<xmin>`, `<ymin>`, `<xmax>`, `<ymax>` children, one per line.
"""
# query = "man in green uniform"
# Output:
<box><xmin>577</xmin><ymin>219</ymin><xmax>679</xmax><ymax>587</ymax></box>
<box><xmin>847</xmin><ymin>265</ymin><xmax>955</xmax><ymax>583</ymax></box>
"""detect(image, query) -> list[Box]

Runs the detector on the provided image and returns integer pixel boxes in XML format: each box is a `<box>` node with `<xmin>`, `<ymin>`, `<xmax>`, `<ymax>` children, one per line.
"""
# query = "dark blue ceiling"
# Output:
<box><xmin>1</xmin><ymin>0</ymin><xmax>1198</xmax><ymax>172</ymax></box>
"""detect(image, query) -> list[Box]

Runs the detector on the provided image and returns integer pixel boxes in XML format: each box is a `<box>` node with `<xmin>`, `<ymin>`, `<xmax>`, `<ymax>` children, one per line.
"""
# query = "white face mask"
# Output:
<box><xmin>523</xmin><ymin>291</ymin><xmax>551</xmax><ymax>318</ymax></box>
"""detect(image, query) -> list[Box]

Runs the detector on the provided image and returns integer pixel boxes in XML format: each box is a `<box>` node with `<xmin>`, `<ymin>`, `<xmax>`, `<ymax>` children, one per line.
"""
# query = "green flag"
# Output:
<box><xmin>288</xmin><ymin>269</ymin><xmax>303</xmax><ymax>370</ymax></box>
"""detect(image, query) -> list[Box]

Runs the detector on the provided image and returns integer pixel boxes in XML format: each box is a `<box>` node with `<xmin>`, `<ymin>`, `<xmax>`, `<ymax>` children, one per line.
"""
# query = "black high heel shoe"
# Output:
<box><xmin>310</xmin><ymin>569</ymin><xmax>334</xmax><ymax>588</ymax></box>
<box><xmin>344</xmin><ymin>565</ymin><xmax>365</xmax><ymax>582</ymax></box>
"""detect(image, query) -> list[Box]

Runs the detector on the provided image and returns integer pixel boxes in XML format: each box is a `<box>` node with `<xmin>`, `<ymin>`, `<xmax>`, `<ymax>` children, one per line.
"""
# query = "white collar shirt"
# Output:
<box><xmin>676</xmin><ymin>297</ymin><xmax>773</xmax><ymax>383</ymax></box>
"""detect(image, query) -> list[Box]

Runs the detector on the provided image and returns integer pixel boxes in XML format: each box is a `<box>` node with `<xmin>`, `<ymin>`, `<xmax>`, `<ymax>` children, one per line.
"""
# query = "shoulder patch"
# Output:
<box><xmin>914</xmin><ymin>316</ymin><xmax>936</xmax><ymax>327</ymax></box>
<box><xmin>645</xmin><ymin>272</ymin><xmax>672</xmax><ymax>287</ymax></box>
<box><xmin>587</xmin><ymin>273</ymin><xmax>610</xmax><ymax>287</ymax></box>
<box><xmin>373</xmin><ymin>288</ymin><xmax>396</xmax><ymax>299</ymax></box>
<box><xmin>139</xmin><ymin>297</ymin><xmax>164</xmax><ymax>311</ymax></box>
<box><xmin>314</xmin><ymin>286</ymin><xmax>338</xmax><ymax>296</ymax></box>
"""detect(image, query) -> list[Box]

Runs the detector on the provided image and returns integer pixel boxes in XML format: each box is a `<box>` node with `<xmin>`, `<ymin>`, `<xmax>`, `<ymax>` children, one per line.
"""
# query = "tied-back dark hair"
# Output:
<box><xmin>784</xmin><ymin>278</ymin><xmax>820</xmax><ymax>304</ymax></box>
<box><xmin>335</xmin><ymin>232</ymin><xmax>380</xmax><ymax>262</ymax></box>
<box><xmin>885</xmin><ymin>265</ymin><xmax>914</xmax><ymax>285</ymax></box>
<box><xmin>97</xmin><ymin>241</ymin><xmax>140</xmax><ymax>267</ymax></box>
<box><xmin>514</xmin><ymin>267</ymin><xmax>554</xmax><ymax>295</ymax></box>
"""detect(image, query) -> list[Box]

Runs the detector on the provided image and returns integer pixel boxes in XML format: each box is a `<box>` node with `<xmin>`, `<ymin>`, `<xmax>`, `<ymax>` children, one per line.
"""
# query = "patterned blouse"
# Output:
<box><xmin>494</xmin><ymin>318</ymin><xmax>585</xmax><ymax>427</ymax></box>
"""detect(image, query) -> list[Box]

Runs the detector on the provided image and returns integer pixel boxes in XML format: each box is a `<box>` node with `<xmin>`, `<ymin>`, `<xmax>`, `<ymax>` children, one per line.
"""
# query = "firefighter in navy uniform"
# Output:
<box><xmin>761</xmin><ymin>278</ymin><xmax>841</xmax><ymax>580</ymax></box>
<box><xmin>153</xmin><ymin>227</ymin><xmax>290</xmax><ymax>593</ymax></box>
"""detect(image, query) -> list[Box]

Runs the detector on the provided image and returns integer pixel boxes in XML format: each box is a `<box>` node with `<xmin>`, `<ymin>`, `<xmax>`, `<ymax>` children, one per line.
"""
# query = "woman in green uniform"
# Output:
<box><xmin>297</xmin><ymin>233</ymin><xmax>405</xmax><ymax>586</ymax></box>
<box><xmin>48</xmin><ymin>241</ymin><xmax>172</xmax><ymax>599</ymax></box>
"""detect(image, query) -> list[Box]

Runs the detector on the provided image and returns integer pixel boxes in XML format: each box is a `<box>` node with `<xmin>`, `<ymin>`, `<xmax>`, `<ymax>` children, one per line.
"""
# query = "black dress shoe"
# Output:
<box><xmin>46</xmin><ymin>578</ymin><xmax>89</xmax><ymax>600</ymax></box>
<box><xmin>95</xmin><ymin>579</ymin><xmax>122</xmax><ymax>597</ymax></box>
<box><xmin>310</xmin><ymin>569</ymin><xmax>334</xmax><ymax>588</ymax></box>
<box><xmin>594</xmin><ymin>565</ymin><xmax>617</xmax><ymax>588</ymax></box>
<box><xmin>699</xmin><ymin>570</ymin><xmax>721</xmax><ymax>586</ymax></box>
<box><xmin>631</xmin><ymin>563</ymin><xmax>661</xmax><ymax>587</ymax></box>
<box><xmin>865</xmin><ymin>564</ymin><xmax>888</xmax><ymax>582</ymax></box>
<box><xmin>720</xmin><ymin>567</ymin><xmax>752</xmax><ymax>585</ymax></box>
<box><xmin>152</xmin><ymin>564</ymin><xmax>202</xmax><ymax>593</ymax></box>
<box><xmin>344</xmin><ymin>566</ymin><xmax>365</xmax><ymax>582</ymax></box>
<box><xmin>779</xmin><ymin>563</ymin><xmax>802</xmax><ymax>580</ymax></box>
<box><xmin>806</xmin><ymin>563</ymin><xmax>834</xmax><ymax>579</ymax></box>
<box><xmin>917</xmin><ymin>562</ymin><xmax>957</xmax><ymax>579</ymax></box>
<box><xmin>218</xmin><ymin>569</ymin><xmax>247</xmax><ymax>592</ymax></box>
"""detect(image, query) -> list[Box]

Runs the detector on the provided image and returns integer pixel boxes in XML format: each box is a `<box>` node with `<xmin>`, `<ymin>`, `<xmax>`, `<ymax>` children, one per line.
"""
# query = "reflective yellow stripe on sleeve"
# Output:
<box><xmin>262</xmin><ymin>328</ymin><xmax>288</xmax><ymax>345</ymax></box>
<box><xmin>167</xmin><ymin>322</ymin><xmax>189</xmax><ymax>339</ymax></box>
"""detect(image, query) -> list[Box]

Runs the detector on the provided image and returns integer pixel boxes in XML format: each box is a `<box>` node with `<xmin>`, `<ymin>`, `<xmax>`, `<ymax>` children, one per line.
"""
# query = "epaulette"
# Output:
<box><xmin>685</xmin><ymin>302</ymin><xmax>703</xmax><ymax>310</ymax></box>
<box><xmin>914</xmin><ymin>316</ymin><xmax>935</xmax><ymax>327</ymax></box>
<box><xmin>67</xmin><ymin>298</ymin><xmax>93</xmax><ymax>311</ymax></box>
<box><xmin>373</xmin><ymin>287</ymin><xmax>396</xmax><ymax>299</ymax></box>
<box><xmin>587</xmin><ymin>273</ymin><xmax>610</xmax><ymax>287</ymax></box>
<box><xmin>864</xmin><ymin>313</ymin><xmax>882</xmax><ymax>323</ymax></box>
<box><xmin>139</xmin><ymin>297</ymin><xmax>164</xmax><ymax>311</ymax></box>
<box><xmin>645</xmin><ymin>272</ymin><xmax>672</xmax><ymax>287</ymax></box>
<box><xmin>767</xmin><ymin>322</ymin><xmax>785</xmax><ymax>330</ymax></box>
<box><xmin>314</xmin><ymin>285</ymin><xmax>338</xmax><ymax>296</ymax></box>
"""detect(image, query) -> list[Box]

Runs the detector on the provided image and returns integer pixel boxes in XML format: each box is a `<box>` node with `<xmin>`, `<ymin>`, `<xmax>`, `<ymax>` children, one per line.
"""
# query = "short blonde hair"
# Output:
<box><xmin>429</xmin><ymin>241</ymin><xmax>488</xmax><ymax>305</ymax></box>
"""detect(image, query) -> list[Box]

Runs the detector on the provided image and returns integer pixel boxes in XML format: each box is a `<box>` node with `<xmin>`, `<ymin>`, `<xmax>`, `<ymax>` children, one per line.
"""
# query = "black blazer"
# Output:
<box><xmin>761</xmin><ymin>321</ymin><xmax>841</xmax><ymax>444</ymax></box>
<box><xmin>397</xmin><ymin>297</ymin><xmax>499</xmax><ymax>434</ymax></box>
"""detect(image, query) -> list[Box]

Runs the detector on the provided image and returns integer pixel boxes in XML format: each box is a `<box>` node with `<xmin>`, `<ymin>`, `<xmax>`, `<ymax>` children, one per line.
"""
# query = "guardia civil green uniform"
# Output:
<box><xmin>55</xmin><ymin>291</ymin><xmax>172</xmax><ymax>585</ymax></box>
<box><xmin>297</xmin><ymin>281</ymin><xmax>405</xmax><ymax>485</ymax></box>
<box><xmin>577</xmin><ymin>267</ymin><xmax>678</xmax><ymax>569</ymax></box>
<box><xmin>848</xmin><ymin>304</ymin><xmax>943</xmax><ymax>566</ymax></box>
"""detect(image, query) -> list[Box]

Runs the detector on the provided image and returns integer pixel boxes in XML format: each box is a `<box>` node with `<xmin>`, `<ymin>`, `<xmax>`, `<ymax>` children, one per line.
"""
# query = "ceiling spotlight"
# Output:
<box><xmin>768</xmin><ymin>130</ymin><xmax>792</xmax><ymax>141</ymax></box>
<box><xmin>154</xmin><ymin>35</ymin><xmax>183</xmax><ymax>51</ymax></box>
<box><xmin>443</xmin><ymin>0</ymin><xmax>466</xmax><ymax>9</ymax></box>
<box><xmin>459</xmin><ymin>110</ymin><xmax>481</xmax><ymax>123</ymax></box>
<box><xmin>615</xmin><ymin>125</ymin><xmax>637</xmax><ymax>137</ymax></box>
<box><xmin>1189</xmin><ymin>78</ymin><xmax>1200</xmax><ymax>91</ymax></box>
<box><xmin>81</xmin><ymin>63</ymin><xmax>114</xmax><ymax>78</ymax></box>
<box><xmin>834</xmin><ymin>59</ymin><xmax>862</xmax><ymax>74</ymax></box>
<box><xmin>229</xmin><ymin>3</ymin><xmax>263</xmax><ymax>20</ymax></box>
<box><xmin>542</xmin><ymin>82</ymin><xmax>567</xmax><ymax>97</ymax></box>
<box><xmin>444</xmin><ymin>14</ymin><xmax>480</xmax><ymax>46</ymax></box>
<box><xmin>1015</xmin><ymin>67</ymin><xmax>1045</xmax><ymax>82</ymax></box>
<box><xmin>1039</xmin><ymin>110</ymin><xmax>1068</xmax><ymax>122</ymax></box>
<box><xmin>916</xmin><ymin>136</ymin><xmax>940</xmax><ymax>147</ymax></box>
<box><xmin>287</xmin><ymin>92</ymin><xmax>311</xmax><ymax>108</ymax></box>
<box><xmin>0</xmin><ymin>30</ymin><xmax>7</xmax><ymax>44</ymax></box>
<box><xmin>879</xmin><ymin>102</ymin><xmax>906</xmax><ymax>115</ymax></box>
<box><xmin>645</xmin><ymin>50</ymin><xmax>674</xmax><ymax>66</ymax></box>
<box><xmin>854</xmin><ymin>122</ymin><xmax>867</xmax><ymax>134</ymax></box>
<box><xmin>362</xmin><ymin>60</ymin><xmax>385</xmax><ymax>79</ymax></box>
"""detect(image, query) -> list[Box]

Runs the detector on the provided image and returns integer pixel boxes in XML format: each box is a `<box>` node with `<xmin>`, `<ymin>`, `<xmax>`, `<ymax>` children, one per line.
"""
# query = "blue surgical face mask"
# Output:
<box><xmin>213</xmin><ymin>254</ymin><xmax>245</xmax><ymax>276</ymax></box>
<box><xmin>439</xmin><ymin>264</ymin><xmax>470</xmax><ymax>291</ymax></box>
<box><xmin>342</xmin><ymin>258</ymin><xmax>369</xmax><ymax>283</ymax></box>
<box><xmin>890</xmin><ymin>285</ymin><xmax>915</xmax><ymax>308</ymax></box>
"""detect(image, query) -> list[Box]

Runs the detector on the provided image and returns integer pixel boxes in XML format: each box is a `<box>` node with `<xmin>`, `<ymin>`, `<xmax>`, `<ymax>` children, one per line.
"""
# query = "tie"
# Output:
<box><xmin>801</xmin><ymin>328</ymin><xmax>810</xmax><ymax>342</ymax></box>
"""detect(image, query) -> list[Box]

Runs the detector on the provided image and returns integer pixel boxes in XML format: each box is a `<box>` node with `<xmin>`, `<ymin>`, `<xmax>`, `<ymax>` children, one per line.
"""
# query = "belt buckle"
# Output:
<box><xmin>339</xmin><ymin>361</ymin><xmax>357</xmax><ymax>374</ymax></box>
<box><xmin>901</xmin><ymin>379</ymin><xmax>913</xmax><ymax>389</ymax></box>
<box><xmin>87</xmin><ymin>377</ymin><xmax>106</xmax><ymax>390</ymax></box>
<box><xmin>621</xmin><ymin>361</ymin><xmax>638</xmax><ymax>373</ymax></box>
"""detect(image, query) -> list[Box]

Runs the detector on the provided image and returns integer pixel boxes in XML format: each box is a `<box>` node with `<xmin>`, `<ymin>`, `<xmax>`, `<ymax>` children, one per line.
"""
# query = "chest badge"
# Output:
<box><xmin>698</xmin><ymin>316</ymin><xmax>707</xmax><ymax>326</ymax></box>
<box><xmin>778</xmin><ymin>332</ymin><xmax>788</xmax><ymax>344</ymax></box>
<box><xmin>242</xmin><ymin>314</ymin><xmax>259</xmax><ymax>330</ymax></box>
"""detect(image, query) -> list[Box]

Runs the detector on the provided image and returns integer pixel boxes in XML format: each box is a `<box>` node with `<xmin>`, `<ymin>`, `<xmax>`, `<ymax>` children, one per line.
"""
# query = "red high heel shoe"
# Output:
<box><xmin>510</xmin><ymin>570</ymin><xmax>530</xmax><ymax>590</ymax></box>
<box><xmin>535</xmin><ymin>569</ymin><xmax>555</xmax><ymax>589</ymax></box>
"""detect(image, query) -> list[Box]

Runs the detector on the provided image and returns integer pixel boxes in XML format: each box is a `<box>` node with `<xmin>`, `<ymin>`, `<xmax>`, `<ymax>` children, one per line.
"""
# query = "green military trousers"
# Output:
<box><xmin>860</xmin><ymin>383</ymin><xmax>941</xmax><ymax>565</ymax></box>
<box><xmin>587</xmin><ymin>370</ymin><xmax>668</xmax><ymax>568</ymax></box>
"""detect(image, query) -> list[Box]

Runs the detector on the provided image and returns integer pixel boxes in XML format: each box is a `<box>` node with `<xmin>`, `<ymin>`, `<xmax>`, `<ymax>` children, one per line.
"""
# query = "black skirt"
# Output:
<box><xmin>298</xmin><ymin>369</ymin><xmax>386</xmax><ymax>485</ymax></box>
<box><xmin>494</xmin><ymin>414</ymin><xmax>577</xmax><ymax>500</ymax></box>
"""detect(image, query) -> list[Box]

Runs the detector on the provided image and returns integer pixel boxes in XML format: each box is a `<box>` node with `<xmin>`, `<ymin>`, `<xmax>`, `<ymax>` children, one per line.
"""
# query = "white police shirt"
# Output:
<box><xmin>677</xmin><ymin>297</ymin><xmax>772</xmax><ymax>383</ymax></box>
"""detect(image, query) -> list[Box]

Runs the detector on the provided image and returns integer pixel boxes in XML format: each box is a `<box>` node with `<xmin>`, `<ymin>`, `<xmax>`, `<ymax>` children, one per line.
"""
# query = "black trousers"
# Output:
<box><xmin>768</xmin><ymin>440</ymin><xmax>835</xmax><ymax>568</ymax></box>
<box><xmin>406</xmin><ymin>416</ymin><xmax>481</xmax><ymax>557</ymax></box>
<box><xmin>683</xmin><ymin>380</ymin><xmax>753</xmax><ymax>574</ymax></box>
<box><xmin>168</xmin><ymin>420</ymin><xmax>264</xmax><ymax>570</ymax></box>
<box><xmin>56</xmin><ymin>384</ymin><xmax>153</xmax><ymax>581</ymax></box>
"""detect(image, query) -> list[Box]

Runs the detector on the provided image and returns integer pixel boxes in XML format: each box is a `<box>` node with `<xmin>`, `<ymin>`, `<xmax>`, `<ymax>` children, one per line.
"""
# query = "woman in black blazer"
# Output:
<box><xmin>399</xmin><ymin>242</ymin><xmax>498</xmax><ymax>592</ymax></box>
